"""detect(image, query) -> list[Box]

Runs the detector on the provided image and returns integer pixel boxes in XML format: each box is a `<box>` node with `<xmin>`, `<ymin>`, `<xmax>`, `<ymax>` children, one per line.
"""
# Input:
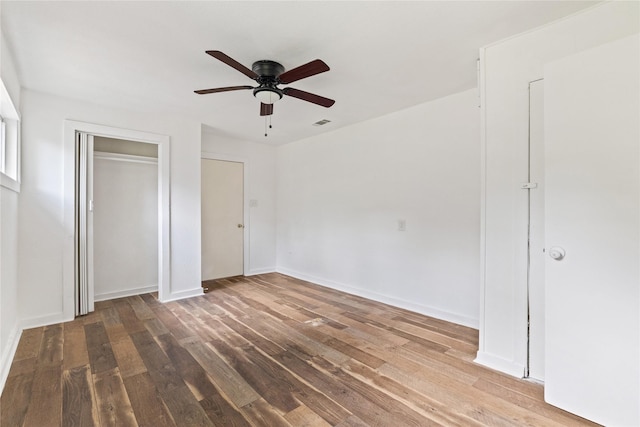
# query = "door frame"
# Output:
<box><xmin>63</xmin><ymin>120</ymin><xmax>171</xmax><ymax>320</ymax></box>
<box><xmin>201</xmin><ymin>151</ymin><xmax>250</xmax><ymax>276</ymax></box>
<box><xmin>526</xmin><ymin>78</ymin><xmax>545</xmax><ymax>381</ymax></box>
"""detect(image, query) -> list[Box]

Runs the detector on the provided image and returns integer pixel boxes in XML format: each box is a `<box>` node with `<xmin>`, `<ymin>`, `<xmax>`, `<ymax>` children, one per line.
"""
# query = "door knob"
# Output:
<box><xmin>549</xmin><ymin>246</ymin><xmax>566</xmax><ymax>260</ymax></box>
<box><xmin>237</xmin><ymin>224</ymin><xmax>244</xmax><ymax>228</ymax></box>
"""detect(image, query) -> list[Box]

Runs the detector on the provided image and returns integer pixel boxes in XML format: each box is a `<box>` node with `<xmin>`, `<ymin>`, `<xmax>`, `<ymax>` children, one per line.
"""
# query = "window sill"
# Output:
<box><xmin>1</xmin><ymin>172</ymin><xmax>20</xmax><ymax>193</ymax></box>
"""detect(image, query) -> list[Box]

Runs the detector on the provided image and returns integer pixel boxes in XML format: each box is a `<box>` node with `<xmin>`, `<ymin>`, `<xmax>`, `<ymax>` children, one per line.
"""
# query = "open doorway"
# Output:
<box><xmin>63</xmin><ymin>121</ymin><xmax>171</xmax><ymax>319</ymax></box>
<box><xmin>92</xmin><ymin>137</ymin><xmax>159</xmax><ymax>302</ymax></box>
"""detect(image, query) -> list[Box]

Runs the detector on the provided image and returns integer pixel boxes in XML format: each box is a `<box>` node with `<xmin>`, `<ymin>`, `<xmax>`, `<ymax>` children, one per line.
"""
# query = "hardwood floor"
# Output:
<box><xmin>1</xmin><ymin>273</ymin><xmax>598</xmax><ymax>426</ymax></box>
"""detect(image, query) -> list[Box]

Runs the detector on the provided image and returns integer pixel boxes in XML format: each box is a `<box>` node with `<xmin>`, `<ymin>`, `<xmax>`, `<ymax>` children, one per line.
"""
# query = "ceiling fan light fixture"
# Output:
<box><xmin>196</xmin><ymin>51</ymin><xmax>335</xmax><ymax>120</ymax></box>
<box><xmin>253</xmin><ymin>87</ymin><xmax>283</xmax><ymax>104</ymax></box>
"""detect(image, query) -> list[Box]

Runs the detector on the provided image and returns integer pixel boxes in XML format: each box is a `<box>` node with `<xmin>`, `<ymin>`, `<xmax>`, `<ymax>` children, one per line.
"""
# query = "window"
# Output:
<box><xmin>0</xmin><ymin>118</ymin><xmax>5</xmax><ymax>168</ymax></box>
<box><xmin>1</xmin><ymin>78</ymin><xmax>20</xmax><ymax>191</ymax></box>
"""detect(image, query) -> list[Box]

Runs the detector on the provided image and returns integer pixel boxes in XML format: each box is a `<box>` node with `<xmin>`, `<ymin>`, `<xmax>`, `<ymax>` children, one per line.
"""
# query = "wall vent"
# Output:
<box><xmin>312</xmin><ymin>119</ymin><xmax>331</xmax><ymax>126</ymax></box>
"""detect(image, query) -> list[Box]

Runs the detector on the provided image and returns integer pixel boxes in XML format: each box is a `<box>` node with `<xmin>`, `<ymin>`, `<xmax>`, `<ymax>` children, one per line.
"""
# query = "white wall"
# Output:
<box><xmin>0</xmin><ymin>28</ymin><xmax>20</xmax><ymax>107</ymax></box>
<box><xmin>477</xmin><ymin>1</ymin><xmax>640</xmax><ymax>376</ymax></box>
<box><xmin>201</xmin><ymin>129</ymin><xmax>277</xmax><ymax>275</ymax></box>
<box><xmin>93</xmin><ymin>152</ymin><xmax>158</xmax><ymax>300</ymax></box>
<box><xmin>18</xmin><ymin>89</ymin><xmax>202</xmax><ymax>327</ymax></box>
<box><xmin>0</xmin><ymin>187</ymin><xmax>18</xmax><ymax>385</ymax></box>
<box><xmin>0</xmin><ymin>8</ymin><xmax>22</xmax><ymax>390</ymax></box>
<box><xmin>276</xmin><ymin>89</ymin><xmax>480</xmax><ymax>327</ymax></box>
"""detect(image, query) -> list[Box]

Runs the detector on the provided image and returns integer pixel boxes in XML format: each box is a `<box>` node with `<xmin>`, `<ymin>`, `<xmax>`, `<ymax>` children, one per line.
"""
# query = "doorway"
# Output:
<box><xmin>63</xmin><ymin>121</ymin><xmax>170</xmax><ymax>320</ymax></box>
<box><xmin>201</xmin><ymin>157</ymin><xmax>246</xmax><ymax>281</ymax></box>
<box><xmin>92</xmin><ymin>137</ymin><xmax>159</xmax><ymax>301</ymax></box>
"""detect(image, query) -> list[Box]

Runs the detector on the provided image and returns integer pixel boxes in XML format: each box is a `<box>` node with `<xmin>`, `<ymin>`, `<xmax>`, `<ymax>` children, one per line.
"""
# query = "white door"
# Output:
<box><xmin>527</xmin><ymin>79</ymin><xmax>545</xmax><ymax>381</ymax></box>
<box><xmin>76</xmin><ymin>132</ymin><xmax>94</xmax><ymax>315</ymax></box>
<box><xmin>201</xmin><ymin>159</ymin><xmax>244</xmax><ymax>280</ymax></box>
<box><xmin>544</xmin><ymin>34</ymin><xmax>639</xmax><ymax>426</ymax></box>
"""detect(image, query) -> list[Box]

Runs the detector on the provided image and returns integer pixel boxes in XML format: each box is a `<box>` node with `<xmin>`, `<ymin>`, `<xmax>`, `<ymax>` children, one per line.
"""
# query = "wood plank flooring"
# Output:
<box><xmin>1</xmin><ymin>273</ymin><xmax>598</xmax><ymax>426</ymax></box>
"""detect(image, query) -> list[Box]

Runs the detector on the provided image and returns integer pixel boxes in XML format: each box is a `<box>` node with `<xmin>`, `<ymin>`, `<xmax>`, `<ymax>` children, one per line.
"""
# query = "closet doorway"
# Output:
<box><xmin>64</xmin><ymin>120</ymin><xmax>170</xmax><ymax>319</ymax></box>
<box><xmin>92</xmin><ymin>137</ymin><xmax>159</xmax><ymax>302</ymax></box>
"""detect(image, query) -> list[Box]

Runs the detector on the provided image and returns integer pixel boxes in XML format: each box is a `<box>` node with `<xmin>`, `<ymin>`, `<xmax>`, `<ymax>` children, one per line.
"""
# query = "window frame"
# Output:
<box><xmin>0</xmin><ymin>78</ymin><xmax>21</xmax><ymax>192</ymax></box>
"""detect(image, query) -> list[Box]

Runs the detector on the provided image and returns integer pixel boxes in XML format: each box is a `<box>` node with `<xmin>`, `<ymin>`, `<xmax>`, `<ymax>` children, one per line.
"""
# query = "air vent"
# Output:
<box><xmin>312</xmin><ymin>119</ymin><xmax>331</xmax><ymax>126</ymax></box>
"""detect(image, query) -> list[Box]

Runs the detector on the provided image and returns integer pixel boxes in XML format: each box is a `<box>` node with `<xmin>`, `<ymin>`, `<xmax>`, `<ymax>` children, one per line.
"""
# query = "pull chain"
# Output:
<box><xmin>264</xmin><ymin>115</ymin><xmax>273</xmax><ymax>137</ymax></box>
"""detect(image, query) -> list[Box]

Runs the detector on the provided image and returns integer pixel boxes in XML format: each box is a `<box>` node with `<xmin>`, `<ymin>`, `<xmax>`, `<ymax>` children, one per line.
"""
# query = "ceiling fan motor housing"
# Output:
<box><xmin>252</xmin><ymin>60</ymin><xmax>285</xmax><ymax>79</ymax></box>
<box><xmin>252</xmin><ymin>60</ymin><xmax>285</xmax><ymax>103</ymax></box>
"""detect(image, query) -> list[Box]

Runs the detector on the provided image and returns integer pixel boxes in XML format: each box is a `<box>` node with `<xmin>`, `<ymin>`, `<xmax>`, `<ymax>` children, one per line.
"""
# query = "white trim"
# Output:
<box><xmin>0</xmin><ymin>78</ymin><xmax>21</xmax><ymax>191</ymax></box>
<box><xmin>0</xmin><ymin>325</ymin><xmax>22</xmax><ymax>394</ymax></box>
<box><xmin>0</xmin><ymin>172</ymin><xmax>19</xmax><ymax>192</ymax></box>
<box><xmin>160</xmin><ymin>287</ymin><xmax>203</xmax><ymax>303</ymax></box>
<box><xmin>94</xmin><ymin>285</ymin><xmax>158</xmax><ymax>302</ymax></box>
<box><xmin>477</xmin><ymin>45</ymin><xmax>488</xmax><ymax>356</ymax></box>
<box><xmin>201</xmin><ymin>151</ymin><xmax>250</xmax><ymax>277</ymax></box>
<box><xmin>474</xmin><ymin>351</ymin><xmax>526</xmax><ymax>378</ymax></box>
<box><xmin>246</xmin><ymin>267</ymin><xmax>276</xmax><ymax>276</ymax></box>
<box><xmin>157</xmin><ymin>139</ymin><xmax>171</xmax><ymax>301</ymax></box>
<box><xmin>94</xmin><ymin>151</ymin><xmax>158</xmax><ymax>165</ymax></box>
<box><xmin>277</xmin><ymin>267</ymin><xmax>479</xmax><ymax>329</ymax></box>
<box><xmin>64</xmin><ymin>120</ymin><xmax>171</xmax><ymax>318</ymax></box>
<box><xmin>19</xmin><ymin>312</ymin><xmax>69</xmax><ymax>330</ymax></box>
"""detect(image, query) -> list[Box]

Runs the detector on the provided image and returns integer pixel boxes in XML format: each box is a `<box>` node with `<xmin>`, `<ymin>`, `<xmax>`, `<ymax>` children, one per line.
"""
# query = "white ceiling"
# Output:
<box><xmin>1</xmin><ymin>1</ymin><xmax>598</xmax><ymax>145</ymax></box>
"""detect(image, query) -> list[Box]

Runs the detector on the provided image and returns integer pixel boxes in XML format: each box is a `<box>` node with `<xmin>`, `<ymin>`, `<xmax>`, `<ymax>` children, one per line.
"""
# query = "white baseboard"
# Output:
<box><xmin>95</xmin><ymin>285</ymin><xmax>157</xmax><ymax>302</ymax></box>
<box><xmin>0</xmin><ymin>324</ymin><xmax>22</xmax><ymax>395</ymax></box>
<box><xmin>160</xmin><ymin>287</ymin><xmax>204</xmax><ymax>303</ymax></box>
<box><xmin>246</xmin><ymin>267</ymin><xmax>276</xmax><ymax>276</ymax></box>
<box><xmin>19</xmin><ymin>312</ymin><xmax>71</xmax><ymax>330</ymax></box>
<box><xmin>276</xmin><ymin>267</ymin><xmax>479</xmax><ymax>329</ymax></box>
<box><xmin>474</xmin><ymin>351</ymin><xmax>526</xmax><ymax>378</ymax></box>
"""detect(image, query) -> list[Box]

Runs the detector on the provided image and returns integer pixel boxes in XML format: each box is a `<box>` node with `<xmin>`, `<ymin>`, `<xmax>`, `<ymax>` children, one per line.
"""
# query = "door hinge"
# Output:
<box><xmin>521</xmin><ymin>183</ymin><xmax>538</xmax><ymax>189</ymax></box>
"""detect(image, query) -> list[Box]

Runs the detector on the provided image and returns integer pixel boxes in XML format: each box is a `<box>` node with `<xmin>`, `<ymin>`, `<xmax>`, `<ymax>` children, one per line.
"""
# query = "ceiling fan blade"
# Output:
<box><xmin>194</xmin><ymin>85</ymin><xmax>253</xmax><ymax>94</ymax></box>
<box><xmin>206</xmin><ymin>50</ymin><xmax>258</xmax><ymax>80</ymax></box>
<box><xmin>260</xmin><ymin>103</ymin><xmax>273</xmax><ymax>116</ymax></box>
<box><xmin>283</xmin><ymin>87</ymin><xmax>335</xmax><ymax>108</ymax></box>
<box><xmin>278</xmin><ymin>59</ymin><xmax>330</xmax><ymax>84</ymax></box>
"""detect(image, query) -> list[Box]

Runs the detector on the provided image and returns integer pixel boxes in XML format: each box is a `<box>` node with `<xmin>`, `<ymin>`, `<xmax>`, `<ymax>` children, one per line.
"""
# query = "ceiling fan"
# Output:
<box><xmin>195</xmin><ymin>50</ymin><xmax>335</xmax><ymax>117</ymax></box>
